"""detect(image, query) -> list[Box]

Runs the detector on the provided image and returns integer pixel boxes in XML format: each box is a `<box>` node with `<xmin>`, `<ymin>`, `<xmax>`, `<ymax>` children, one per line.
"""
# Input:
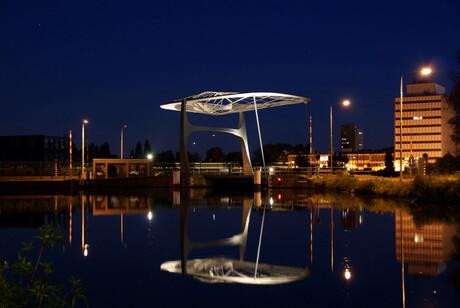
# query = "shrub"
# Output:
<box><xmin>0</xmin><ymin>225</ymin><xmax>87</xmax><ymax>307</ymax></box>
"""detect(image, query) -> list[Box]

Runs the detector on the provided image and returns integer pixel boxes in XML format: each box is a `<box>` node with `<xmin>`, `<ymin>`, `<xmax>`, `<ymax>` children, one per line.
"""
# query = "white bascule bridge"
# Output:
<box><xmin>161</xmin><ymin>91</ymin><xmax>310</xmax><ymax>176</ymax></box>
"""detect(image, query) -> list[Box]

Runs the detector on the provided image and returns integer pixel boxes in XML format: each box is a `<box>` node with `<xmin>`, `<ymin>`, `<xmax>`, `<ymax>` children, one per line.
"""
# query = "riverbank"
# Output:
<box><xmin>312</xmin><ymin>175</ymin><xmax>460</xmax><ymax>204</ymax></box>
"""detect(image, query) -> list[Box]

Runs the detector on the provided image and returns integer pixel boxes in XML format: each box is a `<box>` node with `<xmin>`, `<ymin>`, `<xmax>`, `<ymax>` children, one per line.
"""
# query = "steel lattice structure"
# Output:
<box><xmin>161</xmin><ymin>91</ymin><xmax>310</xmax><ymax>177</ymax></box>
<box><xmin>161</xmin><ymin>91</ymin><xmax>309</xmax><ymax>115</ymax></box>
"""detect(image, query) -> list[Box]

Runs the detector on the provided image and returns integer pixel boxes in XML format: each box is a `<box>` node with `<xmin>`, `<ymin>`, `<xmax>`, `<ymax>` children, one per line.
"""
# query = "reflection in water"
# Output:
<box><xmin>396</xmin><ymin>210</ymin><xmax>459</xmax><ymax>307</ymax></box>
<box><xmin>1</xmin><ymin>190</ymin><xmax>460</xmax><ymax>306</ymax></box>
<box><xmin>161</xmin><ymin>194</ymin><xmax>310</xmax><ymax>284</ymax></box>
<box><xmin>81</xmin><ymin>194</ymin><xmax>89</xmax><ymax>257</ymax></box>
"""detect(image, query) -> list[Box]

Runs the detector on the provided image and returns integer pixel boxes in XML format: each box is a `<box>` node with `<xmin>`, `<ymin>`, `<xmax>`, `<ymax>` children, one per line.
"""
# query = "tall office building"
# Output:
<box><xmin>340</xmin><ymin>124</ymin><xmax>363</xmax><ymax>153</ymax></box>
<box><xmin>394</xmin><ymin>82</ymin><xmax>456</xmax><ymax>171</ymax></box>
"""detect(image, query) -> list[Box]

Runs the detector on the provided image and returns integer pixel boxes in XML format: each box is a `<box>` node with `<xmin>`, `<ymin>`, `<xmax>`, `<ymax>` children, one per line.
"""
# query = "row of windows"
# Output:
<box><xmin>399</xmin><ymin>116</ymin><xmax>441</xmax><ymax>120</ymax></box>
<box><xmin>401</xmin><ymin>149</ymin><xmax>441</xmax><ymax>152</ymax></box>
<box><xmin>401</xmin><ymin>124</ymin><xmax>441</xmax><ymax>128</ymax></box>
<box><xmin>401</xmin><ymin>132</ymin><xmax>441</xmax><ymax>136</ymax></box>
<box><xmin>395</xmin><ymin>108</ymin><xmax>441</xmax><ymax>112</ymax></box>
<box><xmin>395</xmin><ymin>99</ymin><xmax>442</xmax><ymax>105</ymax></box>
<box><xmin>395</xmin><ymin>147</ymin><xmax>441</xmax><ymax>152</ymax></box>
<box><xmin>400</xmin><ymin>141</ymin><xmax>440</xmax><ymax>144</ymax></box>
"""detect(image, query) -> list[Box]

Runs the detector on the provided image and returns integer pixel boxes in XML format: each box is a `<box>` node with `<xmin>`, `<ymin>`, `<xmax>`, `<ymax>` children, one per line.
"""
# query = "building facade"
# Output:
<box><xmin>340</xmin><ymin>123</ymin><xmax>364</xmax><ymax>153</ymax></box>
<box><xmin>0</xmin><ymin>135</ymin><xmax>69</xmax><ymax>162</ymax></box>
<box><xmin>287</xmin><ymin>152</ymin><xmax>386</xmax><ymax>171</ymax></box>
<box><xmin>394</xmin><ymin>82</ymin><xmax>456</xmax><ymax>171</ymax></box>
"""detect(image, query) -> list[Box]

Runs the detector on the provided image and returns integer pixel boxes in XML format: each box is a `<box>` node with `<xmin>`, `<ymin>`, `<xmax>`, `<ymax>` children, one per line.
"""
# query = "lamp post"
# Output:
<box><xmin>399</xmin><ymin>68</ymin><xmax>431</xmax><ymax>181</ymax></box>
<box><xmin>330</xmin><ymin>100</ymin><xmax>350</xmax><ymax>175</ymax></box>
<box><xmin>121</xmin><ymin>124</ymin><xmax>127</xmax><ymax>159</ymax></box>
<box><xmin>81</xmin><ymin>119</ymin><xmax>88</xmax><ymax>179</ymax></box>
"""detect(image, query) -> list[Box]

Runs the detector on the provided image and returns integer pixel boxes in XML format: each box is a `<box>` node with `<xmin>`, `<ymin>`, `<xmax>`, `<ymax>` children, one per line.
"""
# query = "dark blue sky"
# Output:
<box><xmin>1</xmin><ymin>0</ymin><xmax>459</xmax><ymax>158</ymax></box>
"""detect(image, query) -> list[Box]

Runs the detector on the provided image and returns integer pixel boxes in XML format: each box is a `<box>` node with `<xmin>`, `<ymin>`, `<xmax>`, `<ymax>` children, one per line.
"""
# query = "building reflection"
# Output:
<box><xmin>341</xmin><ymin>207</ymin><xmax>364</xmax><ymax>231</ymax></box>
<box><xmin>396</xmin><ymin>210</ymin><xmax>458</xmax><ymax>276</ymax></box>
<box><xmin>395</xmin><ymin>210</ymin><xmax>459</xmax><ymax>308</ymax></box>
<box><xmin>161</xmin><ymin>193</ymin><xmax>310</xmax><ymax>284</ymax></box>
<box><xmin>0</xmin><ymin>195</ymin><xmax>71</xmax><ymax>228</ymax></box>
<box><xmin>82</xmin><ymin>194</ymin><xmax>153</xmax><ymax>251</ymax></box>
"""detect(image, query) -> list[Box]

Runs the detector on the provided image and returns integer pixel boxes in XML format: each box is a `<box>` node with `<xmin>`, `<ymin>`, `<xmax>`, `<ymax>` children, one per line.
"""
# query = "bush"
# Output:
<box><xmin>0</xmin><ymin>225</ymin><xmax>87</xmax><ymax>307</ymax></box>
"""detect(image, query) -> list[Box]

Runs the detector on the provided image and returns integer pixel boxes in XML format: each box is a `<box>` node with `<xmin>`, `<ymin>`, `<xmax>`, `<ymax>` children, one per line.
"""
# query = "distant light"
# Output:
<box><xmin>147</xmin><ymin>211</ymin><xmax>153</xmax><ymax>221</ymax></box>
<box><xmin>269</xmin><ymin>197</ymin><xmax>274</xmax><ymax>206</ymax></box>
<box><xmin>269</xmin><ymin>167</ymin><xmax>274</xmax><ymax>172</ymax></box>
<box><xmin>83</xmin><ymin>244</ymin><xmax>89</xmax><ymax>257</ymax></box>
<box><xmin>413</xmin><ymin>116</ymin><xmax>423</xmax><ymax>120</ymax></box>
<box><xmin>147</xmin><ymin>154</ymin><xmax>153</xmax><ymax>160</ymax></box>
<box><xmin>414</xmin><ymin>233</ymin><xmax>424</xmax><ymax>243</ymax></box>
<box><xmin>421</xmin><ymin>68</ymin><xmax>432</xmax><ymax>75</ymax></box>
<box><xmin>344</xmin><ymin>268</ymin><xmax>351</xmax><ymax>280</ymax></box>
<box><xmin>342</xmin><ymin>100</ymin><xmax>351</xmax><ymax>107</ymax></box>
<box><xmin>83</xmin><ymin>119</ymin><xmax>88</xmax><ymax>124</ymax></box>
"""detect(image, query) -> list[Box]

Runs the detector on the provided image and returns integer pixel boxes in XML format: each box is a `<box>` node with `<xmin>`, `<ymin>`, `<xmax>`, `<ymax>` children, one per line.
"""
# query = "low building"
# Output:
<box><xmin>287</xmin><ymin>152</ymin><xmax>387</xmax><ymax>171</ymax></box>
<box><xmin>0</xmin><ymin>135</ymin><xmax>69</xmax><ymax>162</ymax></box>
<box><xmin>93</xmin><ymin>159</ymin><xmax>152</xmax><ymax>179</ymax></box>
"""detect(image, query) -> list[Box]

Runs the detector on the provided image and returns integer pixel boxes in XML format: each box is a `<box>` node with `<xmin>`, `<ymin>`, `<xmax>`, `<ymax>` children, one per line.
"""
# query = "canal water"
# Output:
<box><xmin>0</xmin><ymin>189</ymin><xmax>459</xmax><ymax>307</ymax></box>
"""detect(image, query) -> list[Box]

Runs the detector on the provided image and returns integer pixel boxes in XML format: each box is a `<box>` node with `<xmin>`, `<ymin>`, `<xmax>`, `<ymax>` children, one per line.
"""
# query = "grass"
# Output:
<box><xmin>312</xmin><ymin>174</ymin><xmax>460</xmax><ymax>204</ymax></box>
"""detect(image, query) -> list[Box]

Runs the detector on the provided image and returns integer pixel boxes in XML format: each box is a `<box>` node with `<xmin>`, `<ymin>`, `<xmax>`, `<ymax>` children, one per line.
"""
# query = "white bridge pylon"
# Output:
<box><xmin>161</xmin><ymin>91</ymin><xmax>310</xmax><ymax>176</ymax></box>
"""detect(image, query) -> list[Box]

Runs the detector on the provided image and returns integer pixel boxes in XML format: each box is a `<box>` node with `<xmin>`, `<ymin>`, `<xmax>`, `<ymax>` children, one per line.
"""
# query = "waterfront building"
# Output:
<box><xmin>0</xmin><ymin>135</ymin><xmax>69</xmax><ymax>162</ymax></box>
<box><xmin>287</xmin><ymin>152</ymin><xmax>387</xmax><ymax>171</ymax></box>
<box><xmin>340</xmin><ymin>124</ymin><xmax>363</xmax><ymax>153</ymax></box>
<box><xmin>394</xmin><ymin>81</ymin><xmax>456</xmax><ymax>171</ymax></box>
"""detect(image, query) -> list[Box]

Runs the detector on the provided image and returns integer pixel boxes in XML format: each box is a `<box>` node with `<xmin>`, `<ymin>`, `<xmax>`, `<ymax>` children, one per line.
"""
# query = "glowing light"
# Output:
<box><xmin>147</xmin><ymin>211</ymin><xmax>153</xmax><ymax>221</ymax></box>
<box><xmin>344</xmin><ymin>268</ymin><xmax>351</xmax><ymax>280</ymax></box>
<box><xmin>421</xmin><ymin>68</ymin><xmax>432</xmax><ymax>75</ymax></box>
<box><xmin>269</xmin><ymin>197</ymin><xmax>274</xmax><ymax>206</ymax></box>
<box><xmin>414</xmin><ymin>233</ymin><xmax>424</xmax><ymax>243</ymax></box>
<box><xmin>342</xmin><ymin>100</ymin><xmax>351</xmax><ymax>107</ymax></box>
<box><xmin>83</xmin><ymin>119</ymin><xmax>88</xmax><ymax>124</ymax></box>
<box><xmin>147</xmin><ymin>154</ymin><xmax>153</xmax><ymax>159</ymax></box>
<box><xmin>83</xmin><ymin>244</ymin><xmax>89</xmax><ymax>257</ymax></box>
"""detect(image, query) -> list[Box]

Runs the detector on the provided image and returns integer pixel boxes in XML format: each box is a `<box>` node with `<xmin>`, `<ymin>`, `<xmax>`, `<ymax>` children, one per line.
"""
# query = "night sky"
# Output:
<box><xmin>1</xmin><ymin>1</ymin><xmax>459</xmax><ymax>158</ymax></box>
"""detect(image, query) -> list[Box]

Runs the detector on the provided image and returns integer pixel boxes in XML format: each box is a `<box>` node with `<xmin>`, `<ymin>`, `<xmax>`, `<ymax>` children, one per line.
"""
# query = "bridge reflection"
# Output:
<box><xmin>161</xmin><ymin>195</ymin><xmax>310</xmax><ymax>284</ymax></box>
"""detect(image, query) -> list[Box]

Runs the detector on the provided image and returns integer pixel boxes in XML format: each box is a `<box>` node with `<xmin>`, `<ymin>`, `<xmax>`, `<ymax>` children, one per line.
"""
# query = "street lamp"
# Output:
<box><xmin>121</xmin><ymin>124</ymin><xmax>127</xmax><ymax>159</ymax></box>
<box><xmin>330</xmin><ymin>100</ymin><xmax>351</xmax><ymax>175</ymax></box>
<box><xmin>81</xmin><ymin>119</ymin><xmax>88</xmax><ymax>179</ymax></box>
<box><xmin>399</xmin><ymin>67</ymin><xmax>432</xmax><ymax>181</ymax></box>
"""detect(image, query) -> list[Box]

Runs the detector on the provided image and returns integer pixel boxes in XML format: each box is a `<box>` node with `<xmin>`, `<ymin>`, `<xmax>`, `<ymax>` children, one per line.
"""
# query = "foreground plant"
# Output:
<box><xmin>0</xmin><ymin>224</ymin><xmax>87</xmax><ymax>307</ymax></box>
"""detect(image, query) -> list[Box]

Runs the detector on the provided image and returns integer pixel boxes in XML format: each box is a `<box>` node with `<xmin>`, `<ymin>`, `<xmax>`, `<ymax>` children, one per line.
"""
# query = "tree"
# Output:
<box><xmin>253</xmin><ymin>143</ymin><xmax>293</xmax><ymax>164</ymax></box>
<box><xmin>226</xmin><ymin>152</ymin><xmax>243</xmax><ymax>164</ymax></box>
<box><xmin>143</xmin><ymin>140</ymin><xmax>152</xmax><ymax>157</ymax></box>
<box><xmin>384</xmin><ymin>150</ymin><xmax>394</xmax><ymax>174</ymax></box>
<box><xmin>133</xmin><ymin>142</ymin><xmax>143</xmax><ymax>158</ymax></box>
<box><xmin>434</xmin><ymin>152</ymin><xmax>460</xmax><ymax>174</ymax></box>
<box><xmin>205</xmin><ymin>147</ymin><xmax>225</xmax><ymax>162</ymax></box>
<box><xmin>295</xmin><ymin>155</ymin><xmax>310</xmax><ymax>167</ymax></box>
<box><xmin>87</xmin><ymin>142</ymin><xmax>116</xmax><ymax>160</ymax></box>
<box><xmin>188</xmin><ymin>152</ymin><xmax>201</xmax><ymax>162</ymax></box>
<box><xmin>156</xmin><ymin>150</ymin><xmax>176</xmax><ymax>162</ymax></box>
<box><xmin>448</xmin><ymin>49</ymin><xmax>460</xmax><ymax>155</ymax></box>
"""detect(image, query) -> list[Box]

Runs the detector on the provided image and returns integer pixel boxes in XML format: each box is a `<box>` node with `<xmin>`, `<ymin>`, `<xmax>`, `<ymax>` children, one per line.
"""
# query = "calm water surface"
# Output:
<box><xmin>1</xmin><ymin>189</ymin><xmax>459</xmax><ymax>307</ymax></box>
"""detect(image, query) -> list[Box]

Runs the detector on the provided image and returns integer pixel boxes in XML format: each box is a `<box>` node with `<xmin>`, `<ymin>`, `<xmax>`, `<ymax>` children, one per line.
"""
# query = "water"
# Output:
<box><xmin>0</xmin><ymin>189</ymin><xmax>459</xmax><ymax>307</ymax></box>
